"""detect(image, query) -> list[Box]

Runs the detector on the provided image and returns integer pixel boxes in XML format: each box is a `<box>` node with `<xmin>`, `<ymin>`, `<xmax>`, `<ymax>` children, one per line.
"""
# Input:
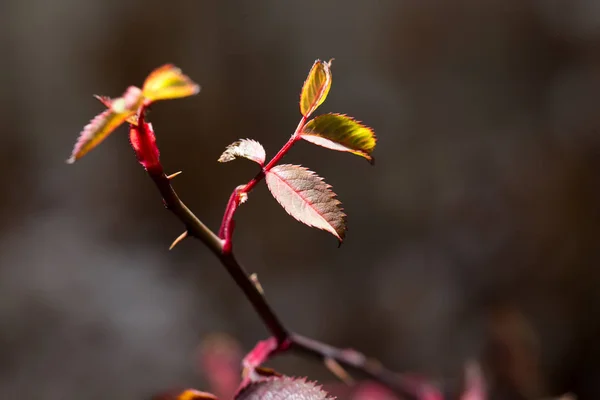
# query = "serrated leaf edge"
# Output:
<box><xmin>301</xmin><ymin>113</ymin><xmax>376</xmax><ymax>163</ymax></box>
<box><xmin>266</xmin><ymin>164</ymin><xmax>346</xmax><ymax>242</ymax></box>
<box><xmin>235</xmin><ymin>376</ymin><xmax>336</xmax><ymax>400</ymax></box>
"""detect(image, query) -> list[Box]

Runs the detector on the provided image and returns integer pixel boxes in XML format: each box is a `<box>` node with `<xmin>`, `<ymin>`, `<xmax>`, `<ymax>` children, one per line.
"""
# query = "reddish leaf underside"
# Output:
<box><xmin>301</xmin><ymin>113</ymin><xmax>376</xmax><ymax>163</ymax></box>
<box><xmin>218</xmin><ymin>139</ymin><xmax>266</xmax><ymax>165</ymax></box>
<box><xmin>265</xmin><ymin>164</ymin><xmax>346</xmax><ymax>242</ymax></box>
<box><xmin>299</xmin><ymin>60</ymin><xmax>332</xmax><ymax>117</ymax></box>
<box><xmin>236</xmin><ymin>376</ymin><xmax>335</xmax><ymax>400</ymax></box>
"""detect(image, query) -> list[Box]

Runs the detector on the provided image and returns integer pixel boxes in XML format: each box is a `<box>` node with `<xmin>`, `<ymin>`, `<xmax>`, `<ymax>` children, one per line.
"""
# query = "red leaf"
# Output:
<box><xmin>236</xmin><ymin>376</ymin><xmax>335</xmax><ymax>400</ymax></box>
<box><xmin>265</xmin><ymin>165</ymin><xmax>346</xmax><ymax>242</ymax></box>
<box><xmin>199</xmin><ymin>333</ymin><xmax>243</xmax><ymax>400</ymax></box>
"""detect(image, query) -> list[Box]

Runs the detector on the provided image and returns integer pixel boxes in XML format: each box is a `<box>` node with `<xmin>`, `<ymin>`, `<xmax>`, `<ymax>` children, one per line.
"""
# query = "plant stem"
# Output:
<box><xmin>144</xmin><ymin>160</ymin><xmax>417</xmax><ymax>400</ymax></box>
<box><xmin>136</xmin><ymin>110</ymin><xmax>417</xmax><ymax>399</ymax></box>
<box><xmin>148</xmin><ymin>169</ymin><xmax>289</xmax><ymax>343</ymax></box>
<box><xmin>218</xmin><ymin>115</ymin><xmax>307</xmax><ymax>251</ymax></box>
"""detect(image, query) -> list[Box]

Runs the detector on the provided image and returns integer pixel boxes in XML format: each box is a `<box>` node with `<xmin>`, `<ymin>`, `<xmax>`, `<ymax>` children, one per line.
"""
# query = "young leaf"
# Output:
<box><xmin>67</xmin><ymin>86</ymin><xmax>143</xmax><ymax>163</ymax></box>
<box><xmin>236</xmin><ymin>376</ymin><xmax>334</xmax><ymax>400</ymax></box>
<box><xmin>142</xmin><ymin>64</ymin><xmax>200</xmax><ymax>102</ymax></box>
<box><xmin>265</xmin><ymin>164</ymin><xmax>346</xmax><ymax>242</ymax></box>
<box><xmin>300</xmin><ymin>113</ymin><xmax>376</xmax><ymax>163</ymax></box>
<box><xmin>94</xmin><ymin>94</ymin><xmax>139</xmax><ymax>125</ymax></box>
<box><xmin>218</xmin><ymin>139</ymin><xmax>266</xmax><ymax>166</ymax></box>
<box><xmin>299</xmin><ymin>60</ymin><xmax>332</xmax><ymax>117</ymax></box>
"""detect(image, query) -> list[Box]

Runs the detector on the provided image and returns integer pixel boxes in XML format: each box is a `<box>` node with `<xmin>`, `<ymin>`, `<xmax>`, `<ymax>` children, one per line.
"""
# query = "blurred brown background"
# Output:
<box><xmin>1</xmin><ymin>0</ymin><xmax>600</xmax><ymax>399</ymax></box>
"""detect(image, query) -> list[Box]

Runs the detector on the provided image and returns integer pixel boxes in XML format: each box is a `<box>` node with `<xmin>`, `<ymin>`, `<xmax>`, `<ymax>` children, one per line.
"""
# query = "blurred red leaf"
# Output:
<box><xmin>199</xmin><ymin>333</ymin><xmax>243</xmax><ymax>400</ymax></box>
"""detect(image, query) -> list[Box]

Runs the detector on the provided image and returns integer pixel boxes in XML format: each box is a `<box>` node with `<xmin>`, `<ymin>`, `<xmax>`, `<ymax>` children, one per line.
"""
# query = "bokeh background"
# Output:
<box><xmin>1</xmin><ymin>0</ymin><xmax>600</xmax><ymax>399</ymax></box>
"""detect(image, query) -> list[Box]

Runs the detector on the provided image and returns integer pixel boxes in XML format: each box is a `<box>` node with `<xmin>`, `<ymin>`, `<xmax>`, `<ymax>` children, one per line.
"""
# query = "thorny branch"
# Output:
<box><xmin>137</xmin><ymin>112</ymin><xmax>418</xmax><ymax>400</ymax></box>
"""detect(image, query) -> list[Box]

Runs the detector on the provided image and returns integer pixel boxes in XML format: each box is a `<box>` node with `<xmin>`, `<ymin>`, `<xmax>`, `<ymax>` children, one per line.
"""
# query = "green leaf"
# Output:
<box><xmin>218</xmin><ymin>139</ymin><xmax>266</xmax><ymax>166</ymax></box>
<box><xmin>265</xmin><ymin>164</ymin><xmax>346</xmax><ymax>242</ymax></box>
<box><xmin>299</xmin><ymin>60</ymin><xmax>332</xmax><ymax>117</ymax></box>
<box><xmin>300</xmin><ymin>113</ymin><xmax>376</xmax><ymax>163</ymax></box>
<box><xmin>67</xmin><ymin>86</ymin><xmax>143</xmax><ymax>163</ymax></box>
<box><xmin>142</xmin><ymin>64</ymin><xmax>200</xmax><ymax>102</ymax></box>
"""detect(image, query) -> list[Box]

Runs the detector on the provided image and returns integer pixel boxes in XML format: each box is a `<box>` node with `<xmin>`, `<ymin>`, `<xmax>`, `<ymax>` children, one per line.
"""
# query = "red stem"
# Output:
<box><xmin>219</xmin><ymin>115</ymin><xmax>307</xmax><ymax>252</ymax></box>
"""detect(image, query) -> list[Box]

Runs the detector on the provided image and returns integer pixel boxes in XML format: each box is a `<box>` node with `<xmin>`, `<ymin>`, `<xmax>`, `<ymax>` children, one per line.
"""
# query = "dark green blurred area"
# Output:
<box><xmin>1</xmin><ymin>1</ymin><xmax>600</xmax><ymax>399</ymax></box>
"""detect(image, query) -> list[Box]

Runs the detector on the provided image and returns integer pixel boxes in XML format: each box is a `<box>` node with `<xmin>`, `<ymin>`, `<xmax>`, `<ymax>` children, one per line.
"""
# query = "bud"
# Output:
<box><xmin>129</xmin><ymin>121</ymin><xmax>162</xmax><ymax>173</ymax></box>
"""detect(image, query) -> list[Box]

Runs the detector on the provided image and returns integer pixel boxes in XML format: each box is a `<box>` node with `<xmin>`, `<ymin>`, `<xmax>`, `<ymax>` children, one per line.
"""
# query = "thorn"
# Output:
<box><xmin>167</xmin><ymin>171</ymin><xmax>183</xmax><ymax>180</ymax></box>
<box><xmin>324</xmin><ymin>357</ymin><xmax>354</xmax><ymax>386</ymax></box>
<box><xmin>249</xmin><ymin>273</ymin><xmax>264</xmax><ymax>295</ymax></box>
<box><xmin>169</xmin><ymin>231</ymin><xmax>188</xmax><ymax>250</ymax></box>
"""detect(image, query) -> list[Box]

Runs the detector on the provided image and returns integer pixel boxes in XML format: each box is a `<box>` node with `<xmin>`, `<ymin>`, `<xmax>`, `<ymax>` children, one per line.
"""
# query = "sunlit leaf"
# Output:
<box><xmin>94</xmin><ymin>94</ymin><xmax>138</xmax><ymax>125</ymax></box>
<box><xmin>236</xmin><ymin>376</ymin><xmax>334</xmax><ymax>400</ymax></box>
<box><xmin>301</xmin><ymin>113</ymin><xmax>376</xmax><ymax>163</ymax></box>
<box><xmin>299</xmin><ymin>60</ymin><xmax>332</xmax><ymax>117</ymax></box>
<box><xmin>67</xmin><ymin>86</ymin><xmax>143</xmax><ymax>163</ymax></box>
<box><xmin>218</xmin><ymin>139</ymin><xmax>266</xmax><ymax>165</ymax></box>
<box><xmin>142</xmin><ymin>64</ymin><xmax>200</xmax><ymax>102</ymax></box>
<box><xmin>265</xmin><ymin>164</ymin><xmax>346</xmax><ymax>242</ymax></box>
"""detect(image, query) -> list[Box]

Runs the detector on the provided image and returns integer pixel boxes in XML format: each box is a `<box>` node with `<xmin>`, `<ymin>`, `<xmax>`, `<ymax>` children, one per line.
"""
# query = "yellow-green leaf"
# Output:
<box><xmin>300</xmin><ymin>113</ymin><xmax>376</xmax><ymax>163</ymax></box>
<box><xmin>67</xmin><ymin>86</ymin><xmax>143</xmax><ymax>163</ymax></box>
<box><xmin>142</xmin><ymin>64</ymin><xmax>200</xmax><ymax>102</ymax></box>
<box><xmin>299</xmin><ymin>59</ymin><xmax>332</xmax><ymax>117</ymax></box>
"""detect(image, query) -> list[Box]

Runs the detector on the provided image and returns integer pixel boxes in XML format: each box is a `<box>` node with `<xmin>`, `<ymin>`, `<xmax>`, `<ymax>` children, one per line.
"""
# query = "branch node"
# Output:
<box><xmin>169</xmin><ymin>230</ymin><xmax>188</xmax><ymax>250</ymax></box>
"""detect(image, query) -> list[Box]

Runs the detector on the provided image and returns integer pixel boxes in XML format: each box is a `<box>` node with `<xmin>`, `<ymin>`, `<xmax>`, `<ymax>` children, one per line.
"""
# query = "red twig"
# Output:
<box><xmin>218</xmin><ymin>116</ymin><xmax>307</xmax><ymax>252</ymax></box>
<box><xmin>134</xmin><ymin>115</ymin><xmax>417</xmax><ymax>399</ymax></box>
